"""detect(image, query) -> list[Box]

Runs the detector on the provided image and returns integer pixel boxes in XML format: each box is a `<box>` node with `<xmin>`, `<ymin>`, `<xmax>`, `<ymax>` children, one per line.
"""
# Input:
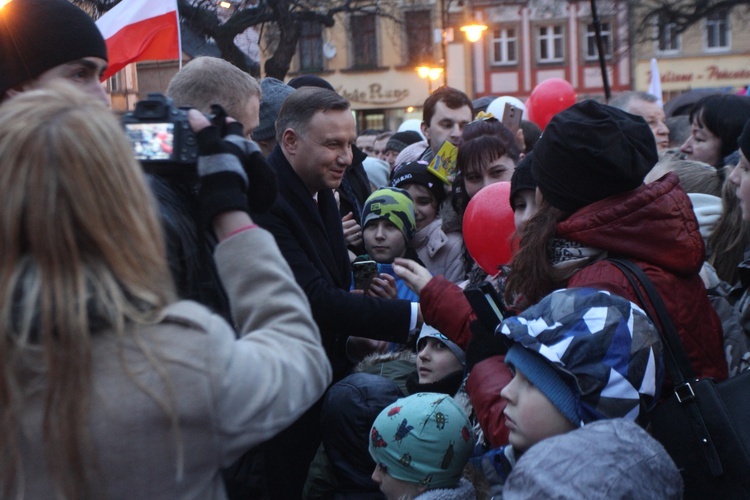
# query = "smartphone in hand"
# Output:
<box><xmin>352</xmin><ymin>260</ymin><xmax>379</xmax><ymax>292</ymax></box>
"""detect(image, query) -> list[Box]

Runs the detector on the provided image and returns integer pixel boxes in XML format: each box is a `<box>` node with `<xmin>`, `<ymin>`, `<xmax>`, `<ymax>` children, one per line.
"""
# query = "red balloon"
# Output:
<box><xmin>463</xmin><ymin>182</ymin><xmax>515</xmax><ymax>275</ymax></box>
<box><xmin>526</xmin><ymin>78</ymin><xmax>577</xmax><ymax>130</ymax></box>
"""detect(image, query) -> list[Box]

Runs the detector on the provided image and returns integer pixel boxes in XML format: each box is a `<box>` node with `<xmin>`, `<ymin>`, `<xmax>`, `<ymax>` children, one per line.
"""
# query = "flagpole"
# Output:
<box><xmin>649</xmin><ymin>58</ymin><xmax>663</xmax><ymax>106</ymax></box>
<box><xmin>590</xmin><ymin>0</ymin><xmax>611</xmax><ymax>102</ymax></box>
<box><xmin>174</xmin><ymin>0</ymin><xmax>182</xmax><ymax>71</ymax></box>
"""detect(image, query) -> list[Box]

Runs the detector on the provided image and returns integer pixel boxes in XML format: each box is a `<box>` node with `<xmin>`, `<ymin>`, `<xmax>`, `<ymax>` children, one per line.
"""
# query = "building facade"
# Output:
<box><xmin>631</xmin><ymin>4</ymin><xmax>750</xmax><ymax>103</ymax></box>
<box><xmin>471</xmin><ymin>0</ymin><xmax>630</xmax><ymax>101</ymax></box>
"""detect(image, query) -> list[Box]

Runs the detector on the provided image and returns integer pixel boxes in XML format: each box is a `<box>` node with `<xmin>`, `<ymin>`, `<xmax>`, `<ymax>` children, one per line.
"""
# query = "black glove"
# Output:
<box><xmin>465</xmin><ymin>319</ymin><xmax>511</xmax><ymax>372</ymax></box>
<box><xmin>195</xmin><ymin>106</ymin><xmax>277</xmax><ymax>227</ymax></box>
<box><xmin>224</xmin><ymin>122</ymin><xmax>278</xmax><ymax>213</ymax></box>
<box><xmin>195</xmin><ymin>121</ymin><xmax>251</xmax><ymax>228</ymax></box>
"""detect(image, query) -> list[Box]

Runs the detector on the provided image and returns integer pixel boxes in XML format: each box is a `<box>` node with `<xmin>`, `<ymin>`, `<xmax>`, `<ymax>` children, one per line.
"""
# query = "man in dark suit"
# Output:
<box><xmin>251</xmin><ymin>86</ymin><xmax>419</xmax><ymax>499</ymax></box>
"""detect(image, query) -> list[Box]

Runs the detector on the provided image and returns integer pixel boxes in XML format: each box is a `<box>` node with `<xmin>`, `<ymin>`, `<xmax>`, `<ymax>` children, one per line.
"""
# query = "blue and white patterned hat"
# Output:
<box><xmin>497</xmin><ymin>287</ymin><xmax>663</xmax><ymax>425</ymax></box>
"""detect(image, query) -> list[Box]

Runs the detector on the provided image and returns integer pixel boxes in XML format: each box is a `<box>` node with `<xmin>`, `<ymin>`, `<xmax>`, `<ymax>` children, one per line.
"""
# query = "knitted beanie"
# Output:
<box><xmin>369</xmin><ymin>393</ymin><xmax>475</xmax><ymax>489</ymax></box>
<box><xmin>390</xmin><ymin>160</ymin><xmax>447</xmax><ymax>206</ymax></box>
<box><xmin>0</xmin><ymin>0</ymin><xmax>108</xmax><ymax>96</ymax></box>
<box><xmin>532</xmin><ymin>100</ymin><xmax>657</xmax><ymax>213</ymax></box>
<box><xmin>509</xmin><ymin>152</ymin><xmax>536</xmax><ymax>210</ymax></box>
<box><xmin>505</xmin><ymin>345</ymin><xmax>579</xmax><ymax>426</ymax></box>
<box><xmin>498</xmin><ymin>287</ymin><xmax>663</xmax><ymax>425</ymax></box>
<box><xmin>386</xmin><ymin>131</ymin><xmax>424</xmax><ymax>154</ymax></box>
<box><xmin>287</xmin><ymin>74</ymin><xmax>335</xmax><ymax>91</ymax></box>
<box><xmin>739</xmin><ymin>119</ymin><xmax>750</xmax><ymax>160</ymax></box>
<box><xmin>417</xmin><ymin>324</ymin><xmax>466</xmax><ymax>367</ymax></box>
<box><xmin>251</xmin><ymin>77</ymin><xmax>294</xmax><ymax>141</ymax></box>
<box><xmin>363</xmin><ymin>157</ymin><xmax>391</xmax><ymax>189</ymax></box>
<box><xmin>362</xmin><ymin>187</ymin><xmax>416</xmax><ymax>242</ymax></box>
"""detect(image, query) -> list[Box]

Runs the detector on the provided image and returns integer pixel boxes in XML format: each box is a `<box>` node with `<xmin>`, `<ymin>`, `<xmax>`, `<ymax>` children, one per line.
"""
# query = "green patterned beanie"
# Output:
<box><xmin>362</xmin><ymin>187</ymin><xmax>416</xmax><ymax>242</ymax></box>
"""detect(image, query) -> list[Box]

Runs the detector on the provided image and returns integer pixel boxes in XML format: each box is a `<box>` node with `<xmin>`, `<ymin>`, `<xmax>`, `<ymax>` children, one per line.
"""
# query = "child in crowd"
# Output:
<box><xmin>355</xmin><ymin>187</ymin><xmax>421</xmax><ymax>302</ymax></box>
<box><xmin>468</xmin><ymin>287</ymin><xmax>667</xmax><ymax>496</ymax></box>
<box><xmin>347</xmin><ymin>187</ymin><xmax>420</xmax><ymax>359</ymax></box>
<box><xmin>508</xmin><ymin>152</ymin><xmax>538</xmax><ymax>233</ymax></box>
<box><xmin>307</xmin><ymin>324</ymin><xmax>470</xmax><ymax>497</ymax></box>
<box><xmin>502</xmin><ymin>419</ymin><xmax>683</xmax><ymax>499</ymax></box>
<box><xmin>391</xmin><ymin>161</ymin><xmax>464</xmax><ymax>284</ymax></box>
<box><xmin>369</xmin><ymin>393</ymin><xmax>476</xmax><ymax>499</ymax></box>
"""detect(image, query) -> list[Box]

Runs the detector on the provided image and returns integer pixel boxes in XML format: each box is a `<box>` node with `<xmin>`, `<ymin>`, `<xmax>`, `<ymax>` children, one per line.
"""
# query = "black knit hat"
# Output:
<box><xmin>738</xmin><ymin>120</ymin><xmax>750</xmax><ymax>160</ymax></box>
<box><xmin>532</xmin><ymin>100</ymin><xmax>657</xmax><ymax>213</ymax></box>
<box><xmin>1</xmin><ymin>0</ymin><xmax>108</xmax><ymax>96</ymax></box>
<box><xmin>510</xmin><ymin>152</ymin><xmax>536</xmax><ymax>209</ymax></box>
<box><xmin>287</xmin><ymin>74</ymin><xmax>335</xmax><ymax>91</ymax></box>
<box><xmin>390</xmin><ymin>160</ymin><xmax>447</xmax><ymax>206</ymax></box>
<box><xmin>385</xmin><ymin>131</ymin><xmax>423</xmax><ymax>154</ymax></box>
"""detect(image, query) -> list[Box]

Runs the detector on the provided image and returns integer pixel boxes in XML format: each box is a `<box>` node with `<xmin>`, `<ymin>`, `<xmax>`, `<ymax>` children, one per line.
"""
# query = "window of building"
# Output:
<box><xmin>656</xmin><ymin>14</ymin><xmax>681</xmax><ymax>53</ymax></box>
<box><xmin>705</xmin><ymin>10</ymin><xmax>730</xmax><ymax>50</ymax></box>
<box><xmin>106</xmin><ymin>72</ymin><xmax>125</xmax><ymax>94</ymax></box>
<box><xmin>537</xmin><ymin>25</ymin><xmax>564</xmax><ymax>63</ymax></box>
<box><xmin>351</xmin><ymin>14</ymin><xmax>377</xmax><ymax>68</ymax></box>
<box><xmin>491</xmin><ymin>27</ymin><xmax>517</xmax><ymax>65</ymax></box>
<box><xmin>406</xmin><ymin>10</ymin><xmax>433</xmax><ymax>65</ymax></box>
<box><xmin>298</xmin><ymin>20</ymin><xmax>323</xmax><ymax>72</ymax></box>
<box><xmin>585</xmin><ymin>21</ymin><xmax>611</xmax><ymax>60</ymax></box>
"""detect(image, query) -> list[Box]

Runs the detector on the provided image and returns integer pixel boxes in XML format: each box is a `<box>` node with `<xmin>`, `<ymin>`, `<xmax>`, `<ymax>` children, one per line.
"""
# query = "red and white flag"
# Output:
<box><xmin>96</xmin><ymin>0</ymin><xmax>181</xmax><ymax>80</ymax></box>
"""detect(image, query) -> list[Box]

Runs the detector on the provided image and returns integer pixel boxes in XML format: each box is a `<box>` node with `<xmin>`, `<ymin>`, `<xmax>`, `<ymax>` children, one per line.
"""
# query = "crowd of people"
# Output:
<box><xmin>3</xmin><ymin>0</ymin><xmax>750</xmax><ymax>498</ymax></box>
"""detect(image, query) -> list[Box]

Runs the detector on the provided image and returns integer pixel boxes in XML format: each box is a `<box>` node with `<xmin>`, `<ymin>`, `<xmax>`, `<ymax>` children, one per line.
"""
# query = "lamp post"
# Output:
<box><xmin>415</xmin><ymin>0</ymin><xmax>486</xmax><ymax>91</ymax></box>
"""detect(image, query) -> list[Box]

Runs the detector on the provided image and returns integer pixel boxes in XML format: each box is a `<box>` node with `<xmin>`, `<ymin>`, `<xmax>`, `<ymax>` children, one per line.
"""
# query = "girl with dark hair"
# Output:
<box><xmin>680</xmin><ymin>94</ymin><xmax>750</xmax><ymax>168</ymax></box>
<box><xmin>451</xmin><ymin>117</ymin><xmax>521</xmax><ymax>218</ymax></box>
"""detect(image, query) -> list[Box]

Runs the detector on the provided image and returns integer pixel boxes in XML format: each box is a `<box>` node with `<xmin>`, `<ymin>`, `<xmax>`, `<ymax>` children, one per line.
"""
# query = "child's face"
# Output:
<box><xmin>511</xmin><ymin>189</ymin><xmax>539</xmax><ymax>231</ymax></box>
<box><xmin>371</xmin><ymin>463</ymin><xmax>424</xmax><ymax>500</ymax></box>
<box><xmin>500</xmin><ymin>368</ymin><xmax>576</xmax><ymax>453</ymax></box>
<box><xmin>463</xmin><ymin>154</ymin><xmax>516</xmax><ymax>199</ymax></box>
<box><xmin>403</xmin><ymin>183</ymin><xmax>438</xmax><ymax>231</ymax></box>
<box><xmin>729</xmin><ymin>150</ymin><xmax>750</xmax><ymax>221</ymax></box>
<box><xmin>417</xmin><ymin>337</ymin><xmax>463</xmax><ymax>384</ymax></box>
<box><xmin>364</xmin><ymin>219</ymin><xmax>407</xmax><ymax>263</ymax></box>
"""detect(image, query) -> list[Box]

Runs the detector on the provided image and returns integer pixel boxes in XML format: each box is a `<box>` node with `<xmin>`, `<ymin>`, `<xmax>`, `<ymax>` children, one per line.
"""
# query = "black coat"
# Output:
<box><xmin>253</xmin><ymin>145</ymin><xmax>413</xmax><ymax>379</ymax></box>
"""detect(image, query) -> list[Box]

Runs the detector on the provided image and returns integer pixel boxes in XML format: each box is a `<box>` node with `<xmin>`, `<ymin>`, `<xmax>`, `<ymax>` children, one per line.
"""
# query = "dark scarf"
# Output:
<box><xmin>405</xmin><ymin>368</ymin><xmax>465</xmax><ymax>396</ymax></box>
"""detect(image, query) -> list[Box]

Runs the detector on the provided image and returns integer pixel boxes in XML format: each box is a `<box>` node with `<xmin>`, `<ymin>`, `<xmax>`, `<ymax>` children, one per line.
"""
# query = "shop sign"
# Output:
<box><xmin>338</xmin><ymin>83</ymin><xmax>410</xmax><ymax>105</ymax></box>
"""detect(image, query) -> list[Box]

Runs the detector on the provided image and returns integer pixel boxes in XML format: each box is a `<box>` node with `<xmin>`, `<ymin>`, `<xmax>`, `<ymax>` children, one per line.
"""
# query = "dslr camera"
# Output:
<box><xmin>122</xmin><ymin>93</ymin><xmax>199</xmax><ymax>169</ymax></box>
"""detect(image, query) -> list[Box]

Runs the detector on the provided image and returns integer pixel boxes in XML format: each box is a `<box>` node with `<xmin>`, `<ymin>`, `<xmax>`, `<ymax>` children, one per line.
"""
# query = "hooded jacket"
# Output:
<box><xmin>559</xmin><ymin>172</ymin><xmax>727</xmax><ymax>383</ymax></box>
<box><xmin>503</xmin><ymin>419</ymin><xmax>683</xmax><ymax>499</ymax></box>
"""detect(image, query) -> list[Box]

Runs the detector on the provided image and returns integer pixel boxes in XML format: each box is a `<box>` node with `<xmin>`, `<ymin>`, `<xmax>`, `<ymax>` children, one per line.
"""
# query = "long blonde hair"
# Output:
<box><xmin>0</xmin><ymin>83</ymin><xmax>175</xmax><ymax>497</ymax></box>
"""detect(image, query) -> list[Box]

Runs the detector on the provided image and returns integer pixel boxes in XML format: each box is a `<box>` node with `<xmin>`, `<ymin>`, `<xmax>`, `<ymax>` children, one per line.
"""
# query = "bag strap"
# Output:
<box><xmin>608</xmin><ymin>258</ymin><xmax>724</xmax><ymax>477</ymax></box>
<box><xmin>607</xmin><ymin>258</ymin><xmax>696</xmax><ymax>383</ymax></box>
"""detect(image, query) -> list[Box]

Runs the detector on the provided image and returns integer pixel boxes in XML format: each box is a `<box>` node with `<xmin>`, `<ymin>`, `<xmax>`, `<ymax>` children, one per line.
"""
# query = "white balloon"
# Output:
<box><xmin>486</xmin><ymin>96</ymin><xmax>527</xmax><ymax>120</ymax></box>
<box><xmin>397</xmin><ymin>119</ymin><xmax>425</xmax><ymax>139</ymax></box>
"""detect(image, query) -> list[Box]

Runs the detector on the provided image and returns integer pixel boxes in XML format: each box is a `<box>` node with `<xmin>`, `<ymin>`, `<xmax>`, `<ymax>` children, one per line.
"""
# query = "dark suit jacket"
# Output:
<box><xmin>253</xmin><ymin>145</ymin><xmax>412</xmax><ymax>378</ymax></box>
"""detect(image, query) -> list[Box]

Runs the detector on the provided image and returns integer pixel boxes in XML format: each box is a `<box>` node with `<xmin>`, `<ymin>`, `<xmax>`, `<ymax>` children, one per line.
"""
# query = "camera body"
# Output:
<box><xmin>122</xmin><ymin>93</ymin><xmax>199</xmax><ymax>167</ymax></box>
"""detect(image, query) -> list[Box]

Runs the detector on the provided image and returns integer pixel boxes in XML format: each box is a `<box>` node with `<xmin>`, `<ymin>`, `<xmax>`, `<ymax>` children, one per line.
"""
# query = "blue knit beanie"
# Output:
<box><xmin>505</xmin><ymin>345</ymin><xmax>580</xmax><ymax>426</ymax></box>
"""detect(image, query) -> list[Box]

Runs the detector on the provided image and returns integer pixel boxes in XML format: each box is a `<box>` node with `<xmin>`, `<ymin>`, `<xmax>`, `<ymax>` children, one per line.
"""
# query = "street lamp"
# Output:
<box><xmin>415</xmin><ymin>0</ymin><xmax>487</xmax><ymax>89</ymax></box>
<box><xmin>460</xmin><ymin>22</ymin><xmax>487</xmax><ymax>43</ymax></box>
<box><xmin>441</xmin><ymin>0</ymin><xmax>488</xmax><ymax>85</ymax></box>
<box><xmin>416</xmin><ymin>65</ymin><xmax>444</xmax><ymax>93</ymax></box>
